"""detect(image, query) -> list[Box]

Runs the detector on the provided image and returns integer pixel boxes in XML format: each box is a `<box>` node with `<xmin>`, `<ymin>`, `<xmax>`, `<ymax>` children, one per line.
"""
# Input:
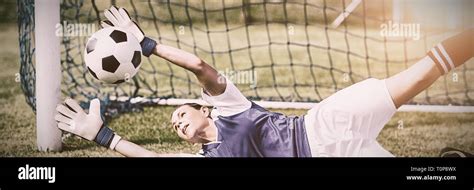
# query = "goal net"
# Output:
<box><xmin>19</xmin><ymin>0</ymin><xmax>473</xmax><ymax>117</ymax></box>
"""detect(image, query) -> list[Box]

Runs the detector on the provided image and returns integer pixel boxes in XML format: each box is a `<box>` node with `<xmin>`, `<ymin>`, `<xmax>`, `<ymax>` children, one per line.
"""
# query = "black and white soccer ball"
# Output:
<box><xmin>84</xmin><ymin>27</ymin><xmax>142</xmax><ymax>84</ymax></box>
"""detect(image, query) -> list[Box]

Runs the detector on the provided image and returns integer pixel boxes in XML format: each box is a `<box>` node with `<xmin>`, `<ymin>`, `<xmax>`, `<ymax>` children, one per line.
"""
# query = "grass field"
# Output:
<box><xmin>1</xmin><ymin>21</ymin><xmax>473</xmax><ymax>157</ymax></box>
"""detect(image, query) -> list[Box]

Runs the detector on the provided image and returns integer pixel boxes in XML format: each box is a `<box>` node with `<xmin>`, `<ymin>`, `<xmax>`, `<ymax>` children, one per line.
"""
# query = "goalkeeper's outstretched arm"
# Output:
<box><xmin>55</xmin><ymin>98</ymin><xmax>201</xmax><ymax>157</ymax></box>
<box><xmin>113</xmin><ymin>138</ymin><xmax>201</xmax><ymax>157</ymax></box>
<box><xmin>102</xmin><ymin>6</ymin><xmax>226</xmax><ymax>96</ymax></box>
<box><xmin>152</xmin><ymin>44</ymin><xmax>226</xmax><ymax>96</ymax></box>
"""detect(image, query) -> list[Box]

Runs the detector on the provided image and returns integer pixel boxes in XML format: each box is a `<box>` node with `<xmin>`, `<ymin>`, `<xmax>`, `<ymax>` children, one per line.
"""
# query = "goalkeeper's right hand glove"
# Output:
<box><xmin>102</xmin><ymin>6</ymin><xmax>157</xmax><ymax>57</ymax></box>
<box><xmin>55</xmin><ymin>98</ymin><xmax>122</xmax><ymax>150</ymax></box>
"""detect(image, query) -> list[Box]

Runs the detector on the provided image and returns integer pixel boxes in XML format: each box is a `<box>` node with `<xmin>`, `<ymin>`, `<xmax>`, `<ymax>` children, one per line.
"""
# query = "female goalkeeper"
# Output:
<box><xmin>54</xmin><ymin>6</ymin><xmax>473</xmax><ymax>157</ymax></box>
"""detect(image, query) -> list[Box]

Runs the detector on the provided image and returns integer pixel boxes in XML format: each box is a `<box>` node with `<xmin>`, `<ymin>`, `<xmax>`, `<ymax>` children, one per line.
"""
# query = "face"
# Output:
<box><xmin>171</xmin><ymin>105</ymin><xmax>210</xmax><ymax>143</ymax></box>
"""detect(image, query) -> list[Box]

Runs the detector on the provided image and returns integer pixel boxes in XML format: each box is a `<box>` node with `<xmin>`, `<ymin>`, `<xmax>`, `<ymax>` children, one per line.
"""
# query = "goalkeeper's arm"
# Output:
<box><xmin>102</xmin><ymin>6</ymin><xmax>226</xmax><ymax>96</ymax></box>
<box><xmin>152</xmin><ymin>44</ymin><xmax>226</xmax><ymax>96</ymax></box>
<box><xmin>55</xmin><ymin>98</ymin><xmax>201</xmax><ymax>157</ymax></box>
<box><xmin>113</xmin><ymin>139</ymin><xmax>201</xmax><ymax>157</ymax></box>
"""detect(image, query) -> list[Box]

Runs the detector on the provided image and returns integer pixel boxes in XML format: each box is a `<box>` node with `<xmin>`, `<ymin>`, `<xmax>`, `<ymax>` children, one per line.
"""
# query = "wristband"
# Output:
<box><xmin>109</xmin><ymin>134</ymin><xmax>122</xmax><ymax>150</ymax></box>
<box><xmin>140</xmin><ymin>37</ymin><xmax>157</xmax><ymax>57</ymax></box>
<box><xmin>94</xmin><ymin>125</ymin><xmax>115</xmax><ymax>148</ymax></box>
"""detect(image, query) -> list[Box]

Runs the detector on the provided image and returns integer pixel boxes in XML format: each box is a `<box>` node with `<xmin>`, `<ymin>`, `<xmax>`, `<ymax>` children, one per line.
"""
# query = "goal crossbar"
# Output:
<box><xmin>113</xmin><ymin>97</ymin><xmax>474</xmax><ymax>113</ymax></box>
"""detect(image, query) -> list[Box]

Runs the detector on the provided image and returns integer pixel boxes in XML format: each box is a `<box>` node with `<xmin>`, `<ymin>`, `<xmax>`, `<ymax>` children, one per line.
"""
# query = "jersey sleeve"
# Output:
<box><xmin>201</xmin><ymin>77</ymin><xmax>251</xmax><ymax>117</ymax></box>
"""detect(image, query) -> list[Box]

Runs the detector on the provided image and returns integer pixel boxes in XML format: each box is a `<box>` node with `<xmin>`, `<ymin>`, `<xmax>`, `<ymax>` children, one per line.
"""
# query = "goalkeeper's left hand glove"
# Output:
<box><xmin>102</xmin><ymin>6</ymin><xmax>157</xmax><ymax>57</ymax></box>
<box><xmin>55</xmin><ymin>98</ymin><xmax>121</xmax><ymax>150</ymax></box>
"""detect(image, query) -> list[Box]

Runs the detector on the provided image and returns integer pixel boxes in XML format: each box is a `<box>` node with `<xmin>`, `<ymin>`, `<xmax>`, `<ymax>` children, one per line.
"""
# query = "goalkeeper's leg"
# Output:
<box><xmin>385</xmin><ymin>29</ymin><xmax>473</xmax><ymax>108</ymax></box>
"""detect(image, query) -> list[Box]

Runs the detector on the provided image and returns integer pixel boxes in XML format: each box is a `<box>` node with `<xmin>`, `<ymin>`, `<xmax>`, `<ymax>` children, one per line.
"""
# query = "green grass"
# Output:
<box><xmin>1</xmin><ymin>21</ymin><xmax>473</xmax><ymax>157</ymax></box>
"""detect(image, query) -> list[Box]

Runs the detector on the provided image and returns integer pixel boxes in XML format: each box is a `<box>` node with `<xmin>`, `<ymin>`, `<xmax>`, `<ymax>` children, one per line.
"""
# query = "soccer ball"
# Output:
<box><xmin>84</xmin><ymin>27</ymin><xmax>142</xmax><ymax>84</ymax></box>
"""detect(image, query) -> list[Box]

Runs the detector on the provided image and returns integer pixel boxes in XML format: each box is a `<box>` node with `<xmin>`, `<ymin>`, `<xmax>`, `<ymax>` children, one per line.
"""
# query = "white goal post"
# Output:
<box><xmin>331</xmin><ymin>0</ymin><xmax>362</xmax><ymax>28</ymax></box>
<box><xmin>35</xmin><ymin>0</ymin><xmax>62</xmax><ymax>151</ymax></box>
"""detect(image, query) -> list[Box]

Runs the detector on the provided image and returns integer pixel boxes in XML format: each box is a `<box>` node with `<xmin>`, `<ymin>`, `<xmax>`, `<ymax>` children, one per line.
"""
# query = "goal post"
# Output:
<box><xmin>331</xmin><ymin>0</ymin><xmax>362</xmax><ymax>28</ymax></box>
<box><xmin>34</xmin><ymin>0</ymin><xmax>62</xmax><ymax>151</ymax></box>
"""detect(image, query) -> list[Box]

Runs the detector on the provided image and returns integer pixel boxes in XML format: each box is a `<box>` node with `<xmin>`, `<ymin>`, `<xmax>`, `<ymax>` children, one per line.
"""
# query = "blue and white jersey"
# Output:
<box><xmin>200</xmin><ymin>79</ymin><xmax>312</xmax><ymax>157</ymax></box>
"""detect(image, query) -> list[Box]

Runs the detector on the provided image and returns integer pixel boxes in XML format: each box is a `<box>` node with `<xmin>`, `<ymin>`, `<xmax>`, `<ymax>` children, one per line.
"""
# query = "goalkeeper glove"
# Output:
<box><xmin>102</xmin><ymin>6</ymin><xmax>157</xmax><ymax>57</ymax></box>
<box><xmin>55</xmin><ymin>98</ymin><xmax>122</xmax><ymax>150</ymax></box>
